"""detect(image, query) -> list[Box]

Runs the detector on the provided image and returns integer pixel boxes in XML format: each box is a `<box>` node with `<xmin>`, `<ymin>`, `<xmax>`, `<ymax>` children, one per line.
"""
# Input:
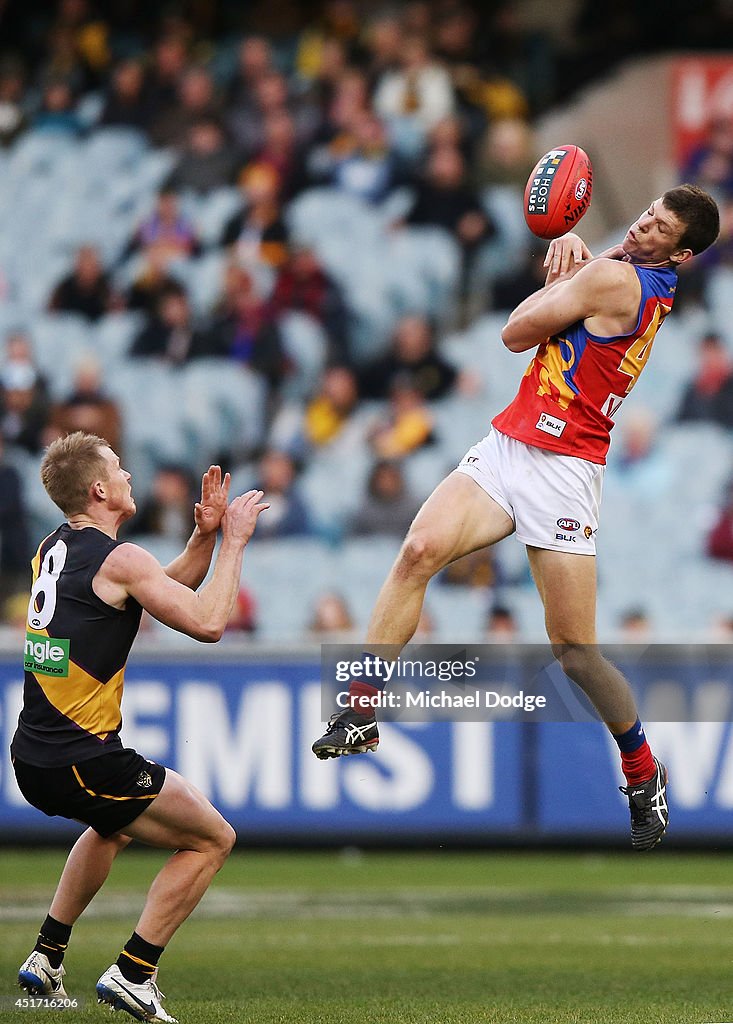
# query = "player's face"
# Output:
<box><xmin>622</xmin><ymin>198</ymin><xmax>688</xmax><ymax>264</ymax></box>
<box><xmin>99</xmin><ymin>447</ymin><xmax>136</xmax><ymax>519</ymax></box>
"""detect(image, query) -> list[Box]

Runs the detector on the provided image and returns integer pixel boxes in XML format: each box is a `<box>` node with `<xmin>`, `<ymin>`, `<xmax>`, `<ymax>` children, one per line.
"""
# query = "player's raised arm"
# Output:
<box><xmin>101</xmin><ymin>489</ymin><xmax>268</xmax><ymax>641</ymax></box>
<box><xmin>164</xmin><ymin>465</ymin><xmax>232</xmax><ymax>589</ymax></box>
<box><xmin>501</xmin><ymin>258</ymin><xmax>632</xmax><ymax>353</ymax></box>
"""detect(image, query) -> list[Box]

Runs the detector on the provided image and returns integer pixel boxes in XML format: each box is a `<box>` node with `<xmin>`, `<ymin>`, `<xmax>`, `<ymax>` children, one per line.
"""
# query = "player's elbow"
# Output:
<box><xmin>194</xmin><ymin>620</ymin><xmax>225</xmax><ymax>643</ymax></box>
<box><xmin>501</xmin><ymin>324</ymin><xmax>528</xmax><ymax>352</ymax></box>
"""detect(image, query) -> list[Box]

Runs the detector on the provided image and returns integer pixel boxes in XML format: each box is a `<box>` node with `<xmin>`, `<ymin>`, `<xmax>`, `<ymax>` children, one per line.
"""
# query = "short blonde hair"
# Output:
<box><xmin>41</xmin><ymin>431</ymin><xmax>111</xmax><ymax>517</ymax></box>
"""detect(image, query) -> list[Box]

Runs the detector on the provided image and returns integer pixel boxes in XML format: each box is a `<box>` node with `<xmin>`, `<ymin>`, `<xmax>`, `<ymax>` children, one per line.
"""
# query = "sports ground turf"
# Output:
<box><xmin>0</xmin><ymin>849</ymin><xmax>731</xmax><ymax>1023</ymax></box>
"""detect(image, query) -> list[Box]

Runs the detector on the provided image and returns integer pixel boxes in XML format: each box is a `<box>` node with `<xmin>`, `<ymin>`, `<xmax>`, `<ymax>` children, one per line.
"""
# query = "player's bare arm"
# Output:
<box><xmin>164</xmin><ymin>465</ymin><xmax>231</xmax><ymax>590</ymax></box>
<box><xmin>501</xmin><ymin>258</ymin><xmax>641</xmax><ymax>352</ymax></box>
<box><xmin>94</xmin><ymin>490</ymin><xmax>268</xmax><ymax>641</ymax></box>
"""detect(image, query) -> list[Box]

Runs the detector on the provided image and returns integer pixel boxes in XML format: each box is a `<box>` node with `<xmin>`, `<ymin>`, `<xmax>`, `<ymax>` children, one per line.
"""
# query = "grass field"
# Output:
<box><xmin>1</xmin><ymin>849</ymin><xmax>731</xmax><ymax>1024</ymax></box>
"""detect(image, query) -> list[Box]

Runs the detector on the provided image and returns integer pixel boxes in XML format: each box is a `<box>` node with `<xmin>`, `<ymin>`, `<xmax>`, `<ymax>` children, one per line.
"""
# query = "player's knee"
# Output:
<box><xmin>398</xmin><ymin>531</ymin><xmax>443</xmax><ymax>578</ymax></box>
<box><xmin>212</xmin><ymin>820</ymin><xmax>236</xmax><ymax>865</ymax></box>
<box><xmin>551</xmin><ymin>640</ymin><xmax>596</xmax><ymax>682</ymax></box>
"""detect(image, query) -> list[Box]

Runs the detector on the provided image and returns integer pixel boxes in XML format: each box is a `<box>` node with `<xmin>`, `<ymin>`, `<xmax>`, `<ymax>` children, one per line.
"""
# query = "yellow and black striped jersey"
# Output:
<box><xmin>11</xmin><ymin>524</ymin><xmax>142</xmax><ymax>767</ymax></box>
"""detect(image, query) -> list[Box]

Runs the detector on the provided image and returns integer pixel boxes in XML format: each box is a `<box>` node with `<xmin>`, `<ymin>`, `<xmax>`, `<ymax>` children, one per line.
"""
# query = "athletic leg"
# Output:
<box><xmin>49</xmin><ymin>829</ymin><xmax>132</xmax><ymax>925</ymax></box>
<box><xmin>527</xmin><ymin>546</ymin><xmax>668</xmax><ymax>850</ymax></box>
<box><xmin>365</xmin><ymin>470</ymin><xmax>515</xmax><ymax>658</ymax></box>
<box><xmin>526</xmin><ymin>546</ymin><xmax>638</xmax><ymax>728</ymax></box>
<box><xmin>95</xmin><ymin>769</ymin><xmax>235</xmax><ymax>1020</ymax></box>
<box><xmin>313</xmin><ymin>470</ymin><xmax>514</xmax><ymax>758</ymax></box>
<box><xmin>117</xmin><ymin>768</ymin><xmax>235</xmax><ymax>946</ymax></box>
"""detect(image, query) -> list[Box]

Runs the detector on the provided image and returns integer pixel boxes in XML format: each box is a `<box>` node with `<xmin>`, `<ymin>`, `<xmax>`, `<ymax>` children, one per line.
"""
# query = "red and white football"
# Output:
<box><xmin>523</xmin><ymin>145</ymin><xmax>593</xmax><ymax>240</ymax></box>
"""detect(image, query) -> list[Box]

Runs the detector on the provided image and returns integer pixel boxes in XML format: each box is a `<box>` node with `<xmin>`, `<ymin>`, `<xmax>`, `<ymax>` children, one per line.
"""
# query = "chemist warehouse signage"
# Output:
<box><xmin>1</xmin><ymin>649</ymin><xmax>733</xmax><ymax>842</ymax></box>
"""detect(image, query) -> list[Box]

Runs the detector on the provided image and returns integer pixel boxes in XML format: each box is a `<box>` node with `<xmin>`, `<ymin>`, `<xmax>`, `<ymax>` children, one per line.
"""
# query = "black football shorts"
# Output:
<box><xmin>13</xmin><ymin>748</ymin><xmax>166</xmax><ymax>838</ymax></box>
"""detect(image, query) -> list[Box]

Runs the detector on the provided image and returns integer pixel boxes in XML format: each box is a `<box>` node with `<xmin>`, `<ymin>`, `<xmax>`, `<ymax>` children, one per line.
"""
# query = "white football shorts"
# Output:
<box><xmin>455</xmin><ymin>428</ymin><xmax>604</xmax><ymax>555</ymax></box>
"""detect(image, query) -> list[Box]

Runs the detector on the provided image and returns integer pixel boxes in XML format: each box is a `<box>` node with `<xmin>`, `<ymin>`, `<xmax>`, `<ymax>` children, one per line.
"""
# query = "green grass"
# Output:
<box><xmin>1</xmin><ymin>850</ymin><xmax>732</xmax><ymax>1023</ymax></box>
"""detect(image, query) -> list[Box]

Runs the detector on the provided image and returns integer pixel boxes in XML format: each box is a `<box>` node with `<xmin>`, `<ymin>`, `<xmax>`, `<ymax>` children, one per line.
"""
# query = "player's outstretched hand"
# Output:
<box><xmin>221</xmin><ymin>489</ymin><xmax>269</xmax><ymax>545</ymax></box>
<box><xmin>194</xmin><ymin>465</ymin><xmax>231</xmax><ymax>536</ymax></box>
<box><xmin>544</xmin><ymin>232</ymin><xmax>593</xmax><ymax>280</ymax></box>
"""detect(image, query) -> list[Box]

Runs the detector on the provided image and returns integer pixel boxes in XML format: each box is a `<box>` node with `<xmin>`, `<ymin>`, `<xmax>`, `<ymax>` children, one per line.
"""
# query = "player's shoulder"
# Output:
<box><xmin>579</xmin><ymin>257</ymin><xmax>637</xmax><ymax>285</ymax></box>
<box><xmin>99</xmin><ymin>541</ymin><xmax>160</xmax><ymax>583</ymax></box>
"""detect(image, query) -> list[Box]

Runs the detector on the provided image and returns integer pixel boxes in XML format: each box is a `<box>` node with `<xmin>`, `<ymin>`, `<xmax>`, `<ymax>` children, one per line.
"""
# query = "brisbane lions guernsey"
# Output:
<box><xmin>11</xmin><ymin>524</ymin><xmax>142</xmax><ymax>768</ymax></box>
<box><xmin>492</xmin><ymin>264</ymin><xmax>678</xmax><ymax>464</ymax></box>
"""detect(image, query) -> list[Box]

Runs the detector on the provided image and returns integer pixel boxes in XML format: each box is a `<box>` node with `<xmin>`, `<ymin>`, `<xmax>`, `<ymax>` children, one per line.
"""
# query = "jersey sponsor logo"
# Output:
<box><xmin>136</xmin><ymin>770</ymin><xmax>153</xmax><ymax>789</ymax></box>
<box><xmin>556</xmin><ymin>518</ymin><xmax>580</xmax><ymax>532</ymax></box>
<box><xmin>536</xmin><ymin>412</ymin><xmax>567</xmax><ymax>438</ymax></box>
<box><xmin>24</xmin><ymin>633</ymin><xmax>70</xmax><ymax>677</ymax></box>
<box><xmin>463</xmin><ymin>455</ymin><xmax>479</xmax><ymax>464</ymax></box>
<box><xmin>555</xmin><ymin>533</ymin><xmax>577</xmax><ymax>543</ymax></box>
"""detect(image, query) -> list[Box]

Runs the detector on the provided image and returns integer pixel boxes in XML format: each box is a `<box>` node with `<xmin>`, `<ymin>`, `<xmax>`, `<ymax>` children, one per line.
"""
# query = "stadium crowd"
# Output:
<box><xmin>1</xmin><ymin>0</ymin><xmax>733</xmax><ymax>640</ymax></box>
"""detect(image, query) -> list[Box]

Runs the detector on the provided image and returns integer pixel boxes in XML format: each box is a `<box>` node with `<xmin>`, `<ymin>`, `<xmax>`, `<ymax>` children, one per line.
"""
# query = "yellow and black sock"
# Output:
<box><xmin>117</xmin><ymin>932</ymin><xmax>164</xmax><ymax>985</ymax></box>
<box><xmin>34</xmin><ymin>915</ymin><xmax>72</xmax><ymax>969</ymax></box>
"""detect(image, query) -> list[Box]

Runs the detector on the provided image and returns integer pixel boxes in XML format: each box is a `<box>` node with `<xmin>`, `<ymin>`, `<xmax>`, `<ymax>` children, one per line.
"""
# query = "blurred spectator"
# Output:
<box><xmin>682</xmin><ymin>116</ymin><xmax>733</xmax><ymax>204</ymax></box>
<box><xmin>436</xmin><ymin>9</ymin><xmax>528</xmax><ymax>128</ymax></box>
<box><xmin>486</xmin><ymin>603</ymin><xmax>519</xmax><ymax>641</ymax></box>
<box><xmin>0</xmin><ymin>334</ymin><xmax>49</xmax><ymax>454</ymax></box>
<box><xmin>708</xmin><ymin>613</ymin><xmax>733</xmax><ymax>641</ymax></box>
<box><xmin>707</xmin><ymin>479</ymin><xmax>733</xmax><ymax>563</ymax></box>
<box><xmin>268</xmin><ymin>247</ymin><xmax>348</xmax><ymax>354</ymax></box>
<box><xmin>129</xmin><ymin>284</ymin><xmax>217</xmax><ymax>363</ymax></box>
<box><xmin>304</xmin><ymin>365</ymin><xmax>360</xmax><ymax>447</ymax></box>
<box><xmin>166</xmin><ymin>117</ymin><xmax>238</xmax><ymax>194</ymax></box>
<box><xmin>675</xmin><ymin>332</ymin><xmax>733</xmax><ymax>430</ymax></box>
<box><xmin>618</xmin><ymin>607</ymin><xmax>652</xmax><ymax>642</ymax></box>
<box><xmin>605</xmin><ymin>408</ymin><xmax>672</xmax><ymax>500</ymax></box>
<box><xmin>362</xmin><ymin>15</ymin><xmax>404</xmax><ymax>87</ymax></box>
<box><xmin>141</xmin><ymin>35</ymin><xmax>189</xmax><ymax>128</ymax></box>
<box><xmin>220</xmin><ymin>162</ymin><xmax>289</xmax><ymax>270</ymax></box>
<box><xmin>224</xmin><ymin>585</ymin><xmax>258</xmax><ymax>635</ymax></box>
<box><xmin>0</xmin><ymin>434</ymin><xmax>30</xmax><ymax>602</ymax></box>
<box><xmin>0</xmin><ymin>61</ymin><xmax>28</xmax><ymax>147</ymax></box>
<box><xmin>373</xmin><ymin>33</ymin><xmax>455</xmax><ymax>140</ymax></box>
<box><xmin>51</xmin><ymin>0</ymin><xmax>111</xmax><ymax>87</ymax></box>
<box><xmin>49</xmin><ymin>245</ymin><xmax>114</xmax><ymax>321</ymax></box>
<box><xmin>33</xmin><ymin>79</ymin><xmax>83</xmax><ymax>136</ymax></box>
<box><xmin>207</xmin><ymin>265</ymin><xmax>283</xmax><ymax>381</ymax></box>
<box><xmin>349</xmin><ymin>459</ymin><xmax>419</xmax><ymax>537</ymax></box>
<box><xmin>370</xmin><ymin>374</ymin><xmax>434</xmax><ymax>458</ymax></box>
<box><xmin>360</xmin><ymin>314</ymin><xmax>457</xmax><ymax>400</ymax></box>
<box><xmin>99</xmin><ymin>58</ymin><xmax>151</xmax><ymax>131</ymax></box>
<box><xmin>251</xmin><ymin>110</ymin><xmax>308</xmax><ymax>200</ymax></box>
<box><xmin>406</xmin><ymin>146</ymin><xmax>493</xmax><ymax>248</ymax></box>
<box><xmin>227</xmin><ymin>70</ymin><xmax>319</xmax><ymax>157</ymax></box>
<box><xmin>47</xmin><ymin>358</ymin><xmax>123</xmax><ymax>454</ymax></box>
<box><xmin>127</xmin><ymin>463</ymin><xmax>195</xmax><ymax>542</ymax></box>
<box><xmin>127</xmin><ymin>188</ymin><xmax>200</xmax><ymax>265</ymax></box>
<box><xmin>298</xmin><ymin>36</ymin><xmax>348</xmax><ymax>117</ymax></box>
<box><xmin>308</xmin><ymin>590</ymin><xmax>355</xmax><ymax>636</ymax></box>
<box><xmin>226</xmin><ymin>36</ymin><xmax>274</xmax><ymax>110</ymax></box>
<box><xmin>318</xmin><ymin>68</ymin><xmax>370</xmax><ymax>143</ymax></box>
<box><xmin>151</xmin><ymin>66</ymin><xmax>221</xmax><ymax>149</ymax></box>
<box><xmin>475</xmin><ymin>117</ymin><xmax>535</xmax><ymax>190</ymax></box>
<box><xmin>315</xmin><ymin>110</ymin><xmax>405</xmax><ymax>203</ymax></box>
<box><xmin>249</xmin><ymin>449</ymin><xmax>310</xmax><ymax>539</ymax></box>
<box><xmin>492</xmin><ymin>251</ymin><xmax>546</xmax><ymax>311</ymax></box>
<box><xmin>125</xmin><ymin>245</ymin><xmax>184</xmax><ymax>316</ymax></box>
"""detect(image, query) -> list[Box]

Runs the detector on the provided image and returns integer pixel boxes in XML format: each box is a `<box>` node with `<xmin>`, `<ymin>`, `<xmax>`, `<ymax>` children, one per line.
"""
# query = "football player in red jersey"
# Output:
<box><xmin>313</xmin><ymin>184</ymin><xmax>720</xmax><ymax>851</ymax></box>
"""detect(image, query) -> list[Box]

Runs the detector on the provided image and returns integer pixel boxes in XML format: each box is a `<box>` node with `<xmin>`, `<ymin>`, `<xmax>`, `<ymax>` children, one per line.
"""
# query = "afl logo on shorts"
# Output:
<box><xmin>556</xmin><ymin>518</ymin><xmax>580</xmax><ymax>532</ymax></box>
<box><xmin>575</xmin><ymin>178</ymin><xmax>588</xmax><ymax>201</ymax></box>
